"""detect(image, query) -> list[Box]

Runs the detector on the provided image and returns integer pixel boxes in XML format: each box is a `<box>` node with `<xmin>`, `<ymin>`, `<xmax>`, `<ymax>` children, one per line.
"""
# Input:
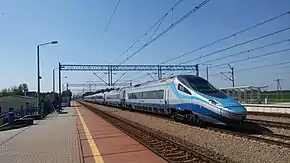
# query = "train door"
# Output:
<box><xmin>122</xmin><ymin>90</ymin><xmax>126</xmax><ymax>107</ymax></box>
<box><xmin>164</xmin><ymin>87</ymin><xmax>170</xmax><ymax>114</ymax></box>
<box><xmin>103</xmin><ymin>94</ymin><xmax>106</xmax><ymax>104</ymax></box>
<box><xmin>164</xmin><ymin>87</ymin><xmax>168</xmax><ymax>105</ymax></box>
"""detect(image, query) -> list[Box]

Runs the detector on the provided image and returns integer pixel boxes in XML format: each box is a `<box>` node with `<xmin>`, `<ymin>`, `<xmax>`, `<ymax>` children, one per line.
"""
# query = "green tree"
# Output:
<box><xmin>62</xmin><ymin>90</ymin><xmax>72</xmax><ymax>97</ymax></box>
<box><xmin>22</xmin><ymin>83</ymin><xmax>28</xmax><ymax>93</ymax></box>
<box><xmin>0</xmin><ymin>83</ymin><xmax>29</xmax><ymax>97</ymax></box>
<box><xmin>0</xmin><ymin>88</ymin><xmax>9</xmax><ymax>96</ymax></box>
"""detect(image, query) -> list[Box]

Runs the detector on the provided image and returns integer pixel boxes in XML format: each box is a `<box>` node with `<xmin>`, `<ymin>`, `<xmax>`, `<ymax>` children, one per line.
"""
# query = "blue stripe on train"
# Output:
<box><xmin>129</xmin><ymin>82</ymin><xmax>243</xmax><ymax>114</ymax></box>
<box><xmin>127</xmin><ymin>82</ymin><xmax>223</xmax><ymax>112</ymax></box>
<box><xmin>125</xmin><ymin>102</ymin><xmax>234</xmax><ymax>124</ymax></box>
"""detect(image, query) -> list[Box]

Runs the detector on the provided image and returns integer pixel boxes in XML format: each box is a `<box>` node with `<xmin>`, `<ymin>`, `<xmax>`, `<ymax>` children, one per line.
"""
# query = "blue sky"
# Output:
<box><xmin>0</xmin><ymin>0</ymin><xmax>289</xmax><ymax>94</ymax></box>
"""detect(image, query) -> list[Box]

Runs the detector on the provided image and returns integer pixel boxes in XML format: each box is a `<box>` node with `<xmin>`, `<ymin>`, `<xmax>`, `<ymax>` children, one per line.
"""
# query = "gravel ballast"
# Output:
<box><xmin>86</xmin><ymin>103</ymin><xmax>290</xmax><ymax>163</ymax></box>
<box><xmin>247</xmin><ymin>114</ymin><xmax>290</xmax><ymax>123</ymax></box>
<box><xmin>264</xmin><ymin>127</ymin><xmax>290</xmax><ymax>136</ymax></box>
<box><xmin>246</xmin><ymin>115</ymin><xmax>290</xmax><ymax>136</ymax></box>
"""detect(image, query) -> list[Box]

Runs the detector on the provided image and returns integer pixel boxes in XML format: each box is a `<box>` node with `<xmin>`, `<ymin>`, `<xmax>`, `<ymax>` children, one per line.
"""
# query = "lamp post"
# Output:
<box><xmin>62</xmin><ymin>76</ymin><xmax>67</xmax><ymax>90</ymax></box>
<box><xmin>52</xmin><ymin>68</ymin><xmax>59</xmax><ymax>102</ymax></box>
<box><xmin>37</xmin><ymin>41</ymin><xmax>58</xmax><ymax>114</ymax></box>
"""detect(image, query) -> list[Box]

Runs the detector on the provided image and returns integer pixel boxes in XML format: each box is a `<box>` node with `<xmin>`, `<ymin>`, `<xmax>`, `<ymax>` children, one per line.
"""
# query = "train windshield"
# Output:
<box><xmin>177</xmin><ymin>75</ymin><xmax>226</xmax><ymax>98</ymax></box>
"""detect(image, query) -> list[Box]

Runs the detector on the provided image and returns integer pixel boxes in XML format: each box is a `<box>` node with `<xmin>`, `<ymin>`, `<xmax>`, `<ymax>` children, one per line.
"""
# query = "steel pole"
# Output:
<box><xmin>196</xmin><ymin>64</ymin><xmax>199</xmax><ymax>76</ymax></box>
<box><xmin>37</xmin><ymin>45</ymin><xmax>40</xmax><ymax>114</ymax></box>
<box><xmin>206</xmin><ymin>66</ymin><xmax>209</xmax><ymax>81</ymax></box>
<box><xmin>108</xmin><ymin>67</ymin><xmax>110</xmax><ymax>86</ymax></box>
<box><xmin>110</xmin><ymin>66</ymin><xmax>113</xmax><ymax>86</ymax></box>
<box><xmin>231</xmin><ymin>67</ymin><xmax>235</xmax><ymax>87</ymax></box>
<box><xmin>53</xmin><ymin>69</ymin><xmax>55</xmax><ymax>101</ymax></box>
<box><xmin>36</xmin><ymin>41</ymin><xmax>58</xmax><ymax>113</ymax></box>
<box><xmin>59</xmin><ymin>63</ymin><xmax>62</xmax><ymax>110</ymax></box>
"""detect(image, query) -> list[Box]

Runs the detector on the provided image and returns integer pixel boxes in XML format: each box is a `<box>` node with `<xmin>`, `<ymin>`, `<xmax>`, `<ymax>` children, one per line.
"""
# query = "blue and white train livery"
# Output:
<box><xmin>84</xmin><ymin>75</ymin><xmax>247</xmax><ymax>126</ymax></box>
<box><xmin>86</xmin><ymin>93</ymin><xmax>104</xmax><ymax>104</ymax></box>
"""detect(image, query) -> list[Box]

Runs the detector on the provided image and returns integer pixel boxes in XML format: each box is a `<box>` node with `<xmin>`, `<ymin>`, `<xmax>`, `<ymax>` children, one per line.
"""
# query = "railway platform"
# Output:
<box><xmin>0</xmin><ymin>102</ymin><xmax>166</xmax><ymax>163</ymax></box>
<box><xmin>0</xmin><ymin>108</ymin><xmax>80</xmax><ymax>163</ymax></box>
<box><xmin>75</xmin><ymin>101</ymin><xmax>166</xmax><ymax>163</ymax></box>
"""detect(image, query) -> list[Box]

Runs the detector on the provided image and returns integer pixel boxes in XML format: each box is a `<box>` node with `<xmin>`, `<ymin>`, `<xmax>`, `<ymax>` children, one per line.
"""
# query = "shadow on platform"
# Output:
<box><xmin>58</xmin><ymin>111</ymin><xmax>68</xmax><ymax>114</ymax></box>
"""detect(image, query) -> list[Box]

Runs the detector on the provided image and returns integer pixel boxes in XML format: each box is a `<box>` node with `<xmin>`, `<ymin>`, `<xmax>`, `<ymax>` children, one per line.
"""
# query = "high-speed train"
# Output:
<box><xmin>84</xmin><ymin>75</ymin><xmax>247</xmax><ymax>126</ymax></box>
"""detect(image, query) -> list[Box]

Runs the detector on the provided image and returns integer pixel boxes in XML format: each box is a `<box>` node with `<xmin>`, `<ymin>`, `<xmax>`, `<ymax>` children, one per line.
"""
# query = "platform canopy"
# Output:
<box><xmin>220</xmin><ymin>85</ymin><xmax>269</xmax><ymax>104</ymax></box>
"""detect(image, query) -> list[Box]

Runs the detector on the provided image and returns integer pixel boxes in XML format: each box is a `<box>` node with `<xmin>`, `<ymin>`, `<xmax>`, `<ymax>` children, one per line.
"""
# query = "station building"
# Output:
<box><xmin>0</xmin><ymin>95</ymin><xmax>36</xmax><ymax>115</ymax></box>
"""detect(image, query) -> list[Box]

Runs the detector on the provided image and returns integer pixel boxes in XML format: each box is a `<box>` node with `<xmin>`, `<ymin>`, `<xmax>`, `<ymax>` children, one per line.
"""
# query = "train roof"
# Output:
<box><xmin>124</xmin><ymin>74</ymin><xmax>200</xmax><ymax>89</ymax></box>
<box><xmin>177</xmin><ymin>74</ymin><xmax>202</xmax><ymax>79</ymax></box>
<box><xmin>104</xmin><ymin>89</ymin><xmax>121</xmax><ymax>94</ymax></box>
<box><xmin>84</xmin><ymin>75</ymin><xmax>201</xmax><ymax>97</ymax></box>
<box><xmin>84</xmin><ymin>92</ymin><xmax>104</xmax><ymax>98</ymax></box>
<box><xmin>129</xmin><ymin>76</ymin><xmax>175</xmax><ymax>88</ymax></box>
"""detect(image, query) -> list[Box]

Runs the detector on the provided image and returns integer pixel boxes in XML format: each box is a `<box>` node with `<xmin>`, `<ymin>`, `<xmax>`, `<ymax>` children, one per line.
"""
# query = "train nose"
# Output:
<box><xmin>226</xmin><ymin>106</ymin><xmax>247</xmax><ymax>121</ymax></box>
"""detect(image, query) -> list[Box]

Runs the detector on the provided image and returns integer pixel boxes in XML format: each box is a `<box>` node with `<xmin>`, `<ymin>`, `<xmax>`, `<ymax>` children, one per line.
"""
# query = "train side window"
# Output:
<box><xmin>156</xmin><ymin>90</ymin><xmax>164</xmax><ymax>99</ymax></box>
<box><xmin>159</xmin><ymin>90</ymin><xmax>164</xmax><ymax>99</ymax></box>
<box><xmin>142</xmin><ymin>92</ymin><xmax>148</xmax><ymax>99</ymax></box>
<box><xmin>178</xmin><ymin>84</ymin><xmax>191</xmax><ymax>95</ymax></box>
<box><xmin>129</xmin><ymin>93</ymin><xmax>133</xmax><ymax>99</ymax></box>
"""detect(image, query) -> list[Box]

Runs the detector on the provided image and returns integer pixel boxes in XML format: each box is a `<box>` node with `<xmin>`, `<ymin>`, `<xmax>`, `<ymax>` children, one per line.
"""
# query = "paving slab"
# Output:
<box><xmin>0</xmin><ymin>108</ymin><xmax>80</xmax><ymax>163</ymax></box>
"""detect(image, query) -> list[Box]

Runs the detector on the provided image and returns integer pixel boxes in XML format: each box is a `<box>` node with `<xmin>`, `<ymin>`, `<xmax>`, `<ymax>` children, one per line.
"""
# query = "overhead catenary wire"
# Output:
<box><xmin>179</xmin><ymin>27</ymin><xmax>290</xmax><ymax>65</ymax></box>
<box><xmin>113</xmin><ymin>0</ymin><xmax>186</xmax><ymax>62</ymax></box>
<box><xmin>113</xmin><ymin>14</ymin><xmax>167</xmax><ymax>62</ymax></box>
<box><xmin>105</xmin><ymin>0</ymin><xmax>121</xmax><ymax>33</ymax></box>
<box><xmin>212</xmin><ymin>56</ymin><xmax>272</xmax><ymax>71</ymax></box>
<box><xmin>209</xmin><ymin>48</ymin><xmax>290</xmax><ymax>69</ymax></box>
<box><xmin>179</xmin><ymin>47</ymin><xmax>290</xmax><ymax>76</ymax></box>
<box><xmin>98</xmin><ymin>0</ymin><xmax>121</xmax><ymax>56</ymax></box>
<box><xmin>160</xmin><ymin>11</ymin><xmax>290</xmax><ymax>64</ymax></box>
<box><xmin>117</xmin><ymin>0</ymin><xmax>209</xmax><ymax>83</ymax></box>
<box><xmin>199</xmin><ymin>39</ymin><xmax>290</xmax><ymax>65</ymax></box>
<box><xmin>235</xmin><ymin>61</ymin><xmax>290</xmax><ymax>73</ymax></box>
<box><xmin>117</xmin><ymin>0</ymin><xmax>211</xmax><ymax>66</ymax></box>
<box><xmin>208</xmin><ymin>61</ymin><xmax>290</xmax><ymax>77</ymax></box>
<box><xmin>126</xmin><ymin>8</ymin><xmax>290</xmax><ymax>84</ymax></box>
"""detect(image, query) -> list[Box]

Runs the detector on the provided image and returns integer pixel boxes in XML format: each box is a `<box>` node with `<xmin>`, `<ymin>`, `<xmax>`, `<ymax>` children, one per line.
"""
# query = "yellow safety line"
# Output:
<box><xmin>76</xmin><ymin>107</ymin><xmax>104</xmax><ymax>163</ymax></box>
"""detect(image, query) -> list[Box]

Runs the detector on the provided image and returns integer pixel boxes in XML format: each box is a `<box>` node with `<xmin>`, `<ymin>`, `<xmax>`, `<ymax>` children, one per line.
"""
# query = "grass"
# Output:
<box><xmin>229</xmin><ymin>90</ymin><xmax>290</xmax><ymax>104</ymax></box>
<box><xmin>0</xmin><ymin>120</ymin><xmax>4</xmax><ymax>126</ymax></box>
<box><xmin>261</xmin><ymin>91</ymin><xmax>290</xmax><ymax>103</ymax></box>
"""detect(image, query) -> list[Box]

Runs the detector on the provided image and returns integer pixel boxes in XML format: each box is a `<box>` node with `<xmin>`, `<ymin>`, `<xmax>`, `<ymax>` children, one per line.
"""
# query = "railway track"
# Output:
<box><xmin>245</xmin><ymin>119</ymin><xmax>290</xmax><ymax>130</ymax></box>
<box><xmin>205</xmin><ymin>126</ymin><xmax>290</xmax><ymax>148</ymax></box>
<box><xmin>247</xmin><ymin>111</ymin><xmax>290</xmax><ymax>118</ymax></box>
<box><xmin>165</xmin><ymin>114</ymin><xmax>290</xmax><ymax>149</ymax></box>
<box><xmin>78</xmin><ymin>101</ymin><xmax>222</xmax><ymax>163</ymax></box>
<box><xmin>84</xmin><ymin>101</ymin><xmax>290</xmax><ymax>149</ymax></box>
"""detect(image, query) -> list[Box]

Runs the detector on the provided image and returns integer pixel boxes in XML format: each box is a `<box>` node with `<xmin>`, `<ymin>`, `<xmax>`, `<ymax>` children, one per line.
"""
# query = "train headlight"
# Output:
<box><xmin>209</xmin><ymin>99</ymin><xmax>222</xmax><ymax>106</ymax></box>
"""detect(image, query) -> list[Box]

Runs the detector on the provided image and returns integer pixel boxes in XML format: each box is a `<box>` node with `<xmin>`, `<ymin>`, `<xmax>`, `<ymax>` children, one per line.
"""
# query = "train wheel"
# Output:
<box><xmin>185</xmin><ymin>113</ymin><xmax>195</xmax><ymax>125</ymax></box>
<box><xmin>129</xmin><ymin>105</ymin><xmax>133</xmax><ymax>112</ymax></box>
<box><xmin>185</xmin><ymin>113</ymin><xmax>203</xmax><ymax>126</ymax></box>
<box><xmin>195</xmin><ymin>115</ymin><xmax>203</xmax><ymax>126</ymax></box>
<box><xmin>173</xmin><ymin>112</ymin><xmax>179</xmax><ymax>122</ymax></box>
